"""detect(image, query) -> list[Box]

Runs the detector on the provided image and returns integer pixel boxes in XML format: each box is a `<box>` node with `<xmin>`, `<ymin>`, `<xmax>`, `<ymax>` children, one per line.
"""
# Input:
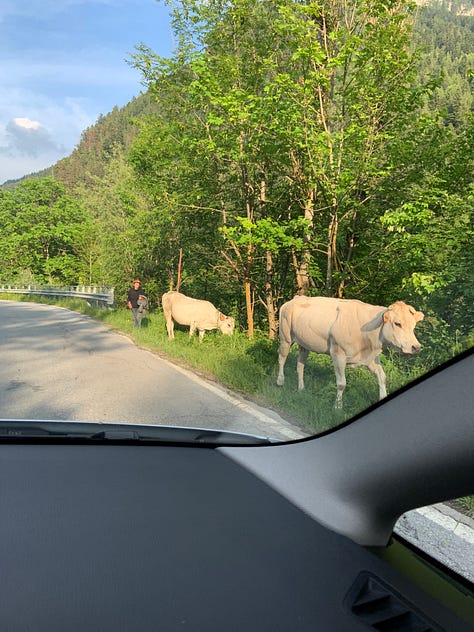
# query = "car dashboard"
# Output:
<box><xmin>0</xmin><ymin>437</ymin><xmax>472</xmax><ymax>631</ymax></box>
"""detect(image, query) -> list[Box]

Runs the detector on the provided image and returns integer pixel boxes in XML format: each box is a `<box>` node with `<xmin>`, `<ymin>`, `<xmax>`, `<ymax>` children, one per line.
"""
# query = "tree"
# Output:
<box><xmin>74</xmin><ymin>147</ymin><xmax>156</xmax><ymax>302</ymax></box>
<box><xmin>130</xmin><ymin>0</ymin><xmax>423</xmax><ymax>336</ymax></box>
<box><xmin>356</xmin><ymin>111</ymin><xmax>474</xmax><ymax>346</ymax></box>
<box><xmin>0</xmin><ymin>178</ymin><xmax>90</xmax><ymax>284</ymax></box>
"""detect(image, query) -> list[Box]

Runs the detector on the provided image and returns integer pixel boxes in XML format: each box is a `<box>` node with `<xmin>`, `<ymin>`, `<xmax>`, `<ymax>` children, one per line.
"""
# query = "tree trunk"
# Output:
<box><xmin>258</xmin><ymin>174</ymin><xmax>277</xmax><ymax>338</ymax></box>
<box><xmin>245</xmin><ymin>268</ymin><xmax>254</xmax><ymax>339</ymax></box>
<box><xmin>296</xmin><ymin>190</ymin><xmax>315</xmax><ymax>296</ymax></box>
<box><xmin>176</xmin><ymin>247</ymin><xmax>183</xmax><ymax>292</ymax></box>
<box><xmin>239</xmin><ymin>136</ymin><xmax>255</xmax><ymax>338</ymax></box>
<box><xmin>265</xmin><ymin>249</ymin><xmax>277</xmax><ymax>339</ymax></box>
<box><xmin>335</xmin><ymin>210</ymin><xmax>357</xmax><ymax>298</ymax></box>
<box><xmin>326</xmin><ymin>214</ymin><xmax>336</xmax><ymax>296</ymax></box>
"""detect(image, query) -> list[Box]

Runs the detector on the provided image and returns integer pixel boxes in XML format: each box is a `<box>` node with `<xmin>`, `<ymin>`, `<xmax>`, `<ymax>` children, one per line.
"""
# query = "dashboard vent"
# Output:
<box><xmin>345</xmin><ymin>572</ymin><xmax>443</xmax><ymax>631</ymax></box>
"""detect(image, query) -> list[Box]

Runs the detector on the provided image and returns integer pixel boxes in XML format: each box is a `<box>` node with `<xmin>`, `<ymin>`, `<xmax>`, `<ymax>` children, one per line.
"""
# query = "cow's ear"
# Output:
<box><xmin>219</xmin><ymin>313</ymin><xmax>225</xmax><ymax>321</ymax></box>
<box><xmin>383</xmin><ymin>310</ymin><xmax>391</xmax><ymax>323</ymax></box>
<box><xmin>362</xmin><ymin>310</ymin><xmax>385</xmax><ymax>331</ymax></box>
<box><xmin>415</xmin><ymin>310</ymin><xmax>424</xmax><ymax>322</ymax></box>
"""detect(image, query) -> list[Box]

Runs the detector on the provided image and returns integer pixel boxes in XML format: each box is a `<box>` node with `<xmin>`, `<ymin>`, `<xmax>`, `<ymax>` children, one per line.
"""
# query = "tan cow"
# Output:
<box><xmin>162</xmin><ymin>291</ymin><xmax>235</xmax><ymax>342</ymax></box>
<box><xmin>277</xmin><ymin>296</ymin><xmax>424</xmax><ymax>408</ymax></box>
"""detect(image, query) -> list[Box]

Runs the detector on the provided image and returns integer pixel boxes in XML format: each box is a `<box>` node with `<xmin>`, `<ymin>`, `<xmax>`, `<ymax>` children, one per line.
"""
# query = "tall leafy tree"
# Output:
<box><xmin>74</xmin><ymin>147</ymin><xmax>155</xmax><ymax>302</ymax></box>
<box><xmin>357</xmin><ymin>110</ymin><xmax>474</xmax><ymax>346</ymax></box>
<box><xmin>0</xmin><ymin>178</ymin><xmax>90</xmax><ymax>284</ymax></box>
<box><xmin>131</xmin><ymin>0</ymin><xmax>424</xmax><ymax>335</ymax></box>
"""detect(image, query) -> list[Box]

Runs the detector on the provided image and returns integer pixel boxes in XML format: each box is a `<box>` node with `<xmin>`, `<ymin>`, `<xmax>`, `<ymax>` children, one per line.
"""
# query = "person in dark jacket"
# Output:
<box><xmin>127</xmin><ymin>279</ymin><xmax>147</xmax><ymax>329</ymax></box>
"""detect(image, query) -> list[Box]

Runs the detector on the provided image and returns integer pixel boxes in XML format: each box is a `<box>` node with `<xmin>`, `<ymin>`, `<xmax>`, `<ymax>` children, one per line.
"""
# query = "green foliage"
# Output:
<box><xmin>53</xmin><ymin>95</ymin><xmax>159</xmax><ymax>192</ymax></box>
<box><xmin>414</xmin><ymin>0</ymin><xmax>474</xmax><ymax>127</ymax></box>
<box><xmin>126</xmin><ymin>0</ymin><xmax>435</xmax><ymax>330</ymax></box>
<box><xmin>72</xmin><ymin>148</ymin><xmax>157</xmax><ymax>301</ymax></box>
<box><xmin>1</xmin><ymin>0</ymin><xmax>472</xmax><ymax>352</ymax></box>
<box><xmin>221</xmin><ymin>216</ymin><xmax>310</xmax><ymax>252</ymax></box>
<box><xmin>0</xmin><ymin>178</ymin><xmax>91</xmax><ymax>284</ymax></box>
<box><xmin>451</xmin><ymin>496</ymin><xmax>474</xmax><ymax>519</ymax></box>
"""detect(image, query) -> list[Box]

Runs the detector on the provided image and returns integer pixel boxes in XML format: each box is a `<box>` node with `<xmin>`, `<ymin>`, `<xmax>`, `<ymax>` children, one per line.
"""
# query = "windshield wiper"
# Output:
<box><xmin>0</xmin><ymin>420</ymin><xmax>274</xmax><ymax>446</ymax></box>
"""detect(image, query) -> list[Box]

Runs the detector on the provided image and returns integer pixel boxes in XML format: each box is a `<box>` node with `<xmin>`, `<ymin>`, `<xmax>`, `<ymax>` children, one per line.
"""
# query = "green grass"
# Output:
<box><xmin>448</xmin><ymin>496</ymin><xmax>474</xmax><ymax>519</ymax></box>
<box><xmin>0</xmin><ymin>292</ymin><xmax>435</xmax><ymax>436</ymax></box>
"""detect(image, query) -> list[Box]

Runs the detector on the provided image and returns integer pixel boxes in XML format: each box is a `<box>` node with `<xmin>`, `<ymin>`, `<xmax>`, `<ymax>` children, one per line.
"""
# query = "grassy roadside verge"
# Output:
<box><xmin>1</xmin><ymin>293</ymin><xmax>430</xmax><ymax>434</ymax></box>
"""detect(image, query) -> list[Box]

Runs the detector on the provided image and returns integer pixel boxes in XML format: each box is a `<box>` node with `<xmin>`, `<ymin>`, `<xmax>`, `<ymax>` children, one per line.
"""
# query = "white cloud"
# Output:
<box><xmin>0</xmin><ymin>91</ymin><xmax>95</xmax><ymax>183</ymax></box>
<box><xmin>13</xmin><ymin>117</ymin><xmax>41</xmax><ymax>130</ymax></box>
<box><xmin>0</xmin><ymin>0</ymin><xmax>172</xmax><ymax>183</ymax></box>
<box><xmin>1</xmin><ymin>118</ymin><xmax>64</xmax><ymax>158</ymax></box>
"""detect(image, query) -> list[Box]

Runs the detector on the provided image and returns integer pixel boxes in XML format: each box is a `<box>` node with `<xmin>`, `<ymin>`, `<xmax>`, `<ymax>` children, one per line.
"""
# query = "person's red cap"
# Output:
<box><xmin>134</xmin><ymin>279</ymin><xmax>141</xmax><ymax>284</ymax></box>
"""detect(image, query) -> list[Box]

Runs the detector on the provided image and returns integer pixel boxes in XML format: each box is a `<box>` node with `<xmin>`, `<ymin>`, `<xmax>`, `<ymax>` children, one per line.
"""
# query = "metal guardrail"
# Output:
<box><xmin>0</xmin><ymin>284</ymin><xmax>114</xmax><ymax>308</ymax></box>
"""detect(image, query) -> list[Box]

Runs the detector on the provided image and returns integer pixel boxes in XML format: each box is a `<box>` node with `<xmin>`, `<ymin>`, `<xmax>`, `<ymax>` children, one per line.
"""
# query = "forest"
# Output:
<box><xmin>0</xmin><ymin>0</ymin><xmax>473</xmax><ymax>358</ymax></box>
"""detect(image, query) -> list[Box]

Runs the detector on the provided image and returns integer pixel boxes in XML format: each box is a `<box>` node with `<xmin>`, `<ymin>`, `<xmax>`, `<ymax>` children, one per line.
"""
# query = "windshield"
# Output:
<box><xmin>0</xmin><ymin>0</ymin><xmax>472</xmax><ymax>443</ymax></box>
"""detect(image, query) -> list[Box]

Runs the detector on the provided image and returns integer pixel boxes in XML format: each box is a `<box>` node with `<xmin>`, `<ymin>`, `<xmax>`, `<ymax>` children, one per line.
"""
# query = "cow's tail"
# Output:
<box><xmin>161</xmin><ymin>292</ymin><xmax>172</xmax><ymax>318</ymax></box>
<box><xmin>277</xmin><ymin>302</ymin><xmax>293</xmax><ymax>347</ymax></box>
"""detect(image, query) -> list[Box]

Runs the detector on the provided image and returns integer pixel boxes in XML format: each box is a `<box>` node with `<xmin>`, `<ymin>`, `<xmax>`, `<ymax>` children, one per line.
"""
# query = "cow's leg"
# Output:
<box><xmin>198</xmin><ymin>328</ymin><xmax>205</xmax><ymax>342</ymax></box>
<box><xmin>276</xmin><ymin>340</ymin><xmax>291</xmax><ymax>386</ymax></box>
<box><xmin>296</xmin><ymin>346</ymin><xmax>309</xmax><ymax>391</ymax></box>
<box><xmin>330</xmin><ymin>346</ymin><xmax>347</xmax><ymax>409</ymax></box>
<box><xmin>368</xmin><ymin>357</ymin><xmax>387</xmax><ymax>400</ymax></box>
<box><xmin>189</xmin><ymin>321</ymin><xmax>197</xmax><ymax>339</ymax></box>
<box><xmin>165</xmin><ymin>314</ymin><xmax>174</xmax><ymax>339</ymax></box>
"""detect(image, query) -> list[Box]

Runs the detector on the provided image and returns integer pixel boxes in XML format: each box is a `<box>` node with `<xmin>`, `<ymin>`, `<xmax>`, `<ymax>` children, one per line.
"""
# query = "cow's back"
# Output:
<box><xmin>280</xmin><ymin>296</ymin><xmax>383</xmax><ymax>355</ymax></box>
<box><xmin>281</xmin><ymin>297</ymin><xmax>340</xmax><ymax>353</ymax></box>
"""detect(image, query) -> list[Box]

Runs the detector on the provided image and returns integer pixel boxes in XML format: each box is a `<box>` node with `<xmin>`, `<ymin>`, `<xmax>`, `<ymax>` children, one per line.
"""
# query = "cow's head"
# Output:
<box><xmin>382</xmin><ymin>301</ymin><xmax>424</xmax><ymax>354</ymax></box>
<box><xmin>218</xmin><ymin>313</ymin><xmax>235</xmax><ymax>336</ymax></box>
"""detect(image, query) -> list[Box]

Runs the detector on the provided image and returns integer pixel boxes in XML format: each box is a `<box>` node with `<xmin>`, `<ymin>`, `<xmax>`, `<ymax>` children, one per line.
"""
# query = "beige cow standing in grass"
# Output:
<box><xmin>162</xmin><ymin>291</ymin><xmax>235</xmax><ymax>342</ymax></box>
<box><xmin>277</xmin><ymin>296</ymin><xmax>424</xmax><ymax>408</ymax></box>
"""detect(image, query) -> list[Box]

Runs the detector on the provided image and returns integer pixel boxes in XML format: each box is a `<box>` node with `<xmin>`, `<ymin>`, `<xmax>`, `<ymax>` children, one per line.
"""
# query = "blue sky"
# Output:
<box><xmin>0</xmin><ymin>0</ymin><xmax>174</xmax><ymax>184</ymax></box>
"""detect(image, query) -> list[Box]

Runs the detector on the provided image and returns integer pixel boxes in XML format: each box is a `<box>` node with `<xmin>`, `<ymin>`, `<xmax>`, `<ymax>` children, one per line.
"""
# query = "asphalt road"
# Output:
<box><xmin>0</xmin><ymin>301</ymin><xmax>302</xmax><ymax>441</ymax></box>
<box><xmin>396</xmin><ymin>504</ymin><xmax>474</xmax><ymax>584</ymax></box>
